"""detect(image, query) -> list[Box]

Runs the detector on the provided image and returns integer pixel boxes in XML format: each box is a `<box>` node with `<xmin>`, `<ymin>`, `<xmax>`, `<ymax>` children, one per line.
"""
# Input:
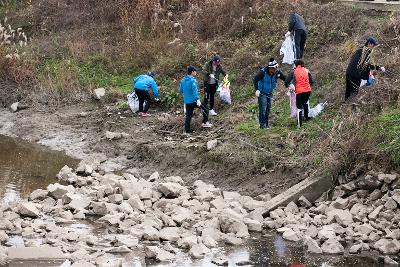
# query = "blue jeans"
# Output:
<box><xmin>258</xmin><ymin>94</ymin><xmax>272</xmax><ymax>128</ymax></box>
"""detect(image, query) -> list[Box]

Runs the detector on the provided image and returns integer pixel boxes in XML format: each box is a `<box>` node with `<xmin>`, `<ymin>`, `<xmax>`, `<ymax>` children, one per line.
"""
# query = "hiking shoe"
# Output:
<box><xmin>209</xmin><ymin>109</ymin><xmax>217</xmax><ymax>116</ymax></box>
<box><xmin>202</xmin><ymin>122</ymin><xmax>213</xmax><ymax>128</ymax></box>
<box><xmin>141</xmin><ymin>112</ymin><xmax>151</xmax><ymax>117</ymax></box>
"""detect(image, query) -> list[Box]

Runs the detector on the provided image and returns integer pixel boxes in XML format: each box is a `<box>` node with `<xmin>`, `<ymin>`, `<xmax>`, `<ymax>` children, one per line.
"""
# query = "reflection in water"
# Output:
<box><xmin>275</xmin><ymin>235</ymin><xmax>286</xmax><ymax>257</ymax></box>
<box><xmin>0</xmin><ymin>135</ymin><xmax>78</xmax><ymax>201</ymax></box>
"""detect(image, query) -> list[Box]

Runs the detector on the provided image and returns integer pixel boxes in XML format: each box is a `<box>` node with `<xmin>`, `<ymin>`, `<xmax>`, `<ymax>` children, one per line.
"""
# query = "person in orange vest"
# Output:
<box><xmin>285</xmin><ymin>59</ymin><xmax>315</xmax><ymax>127</ymax></box>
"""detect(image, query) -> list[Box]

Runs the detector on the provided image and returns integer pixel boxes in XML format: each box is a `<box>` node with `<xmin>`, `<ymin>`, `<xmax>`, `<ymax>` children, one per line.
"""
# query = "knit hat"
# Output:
<box><xmin>267</xmin><ymin>58</ymin><xmax>279</xmax><ymax>68</ymax></box>
<box><xmin>366</xmin><ymin>36</ymin><xmax>378</xmax><ymax>46</ymax></box>
<box><xmin>212</xmin><ymin>54</ymin><xmax>221</xmax><ymax>62</ymax></box>
<box><xmin>147</xmin><ymin>71</ymin><xmax>156</xmax><ymax>77</ymax></box>
<box><xmin>187</xmin><ymin>65</ymin><xmax>198</xmax><ymax>74</ymax></box>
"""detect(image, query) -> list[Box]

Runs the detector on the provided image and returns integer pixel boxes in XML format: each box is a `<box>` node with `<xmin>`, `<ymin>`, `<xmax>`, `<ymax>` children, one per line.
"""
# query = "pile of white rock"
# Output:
<box><xmin>0</xmin><ymin>161</ymin><xmax>268</xmax><ymax>266</ymax></box>
<box><xmin>264</xmin><ymin>172</ymin><xmax>400</xmax><ymax>266</ymax></box>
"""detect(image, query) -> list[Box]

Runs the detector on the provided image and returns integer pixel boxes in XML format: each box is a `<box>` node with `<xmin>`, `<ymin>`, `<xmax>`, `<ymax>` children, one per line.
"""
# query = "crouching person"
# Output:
<box><xmin>133</xmin><ymin>71</ymin><xmax>160</xmax><ymax>117</ymax></box>
<box><xmin>180</xmin><ymin>66</ymin><xmax>213</xmax><ymax>134</ymax></box>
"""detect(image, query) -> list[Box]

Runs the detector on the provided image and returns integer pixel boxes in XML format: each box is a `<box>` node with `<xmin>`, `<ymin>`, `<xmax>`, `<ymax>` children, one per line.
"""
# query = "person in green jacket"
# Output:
<box><xmin>203</xmin><ymin>54</ymin><xmax>226</xmax><ymax>116</ymax></box>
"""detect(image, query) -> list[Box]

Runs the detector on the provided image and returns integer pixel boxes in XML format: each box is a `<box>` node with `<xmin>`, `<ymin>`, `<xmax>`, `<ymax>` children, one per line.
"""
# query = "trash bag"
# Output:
<box><xmin>287</xmin><ymin>90</ymin><xmax>297</xmax><ymax>118</ymax></box>
<box><xmin>308</xmin><ymin>102</ymin><xmax>327</xmax><ymax>118</ymax></box>
<box><xmin>127</xmin><ymin>92</ymin><xmax>140</xmax><ymax>113</ymax></box>
<box><xmin>360</xmin><ymin>71</ymin><xmax>375</xmax><ymax>87</ymax></box>
<box><xmin>280</xmin><ymin>35</ymin><xmax>295</xmax><ymax>65</ymax></box>
<box><xmin>219</xmin><ymin>75</ymin><xmax>232</xmax><ymax>105</ymax></box>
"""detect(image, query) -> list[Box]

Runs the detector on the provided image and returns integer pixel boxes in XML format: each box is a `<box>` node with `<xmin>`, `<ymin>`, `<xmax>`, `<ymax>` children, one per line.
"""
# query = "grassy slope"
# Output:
<box><xmin>1</xmin><ymin>0</ymin><xmax>400</xmax><ymax>187</ymax></box>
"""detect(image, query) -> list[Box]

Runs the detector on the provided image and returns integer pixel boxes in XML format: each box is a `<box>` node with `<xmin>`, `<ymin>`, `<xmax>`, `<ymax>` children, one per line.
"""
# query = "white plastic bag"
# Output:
<box><xmin>127</xmin><ymin>92</ymin><xmax>140</xmax><ymax>113</ymax></box>
<box><xmin>308</xmin><ymin>102</ymin><xmax>327</xmax><ymax>118</ymax></box>
<box><xmin>280</xmin><ymin>35</ymin><xmax>295</xmax><ymax>65</ymax></box>
<box><xmin>219</xmin><ymin>76</ymin><xmax>231</xmax><ymax>105</ymax></box>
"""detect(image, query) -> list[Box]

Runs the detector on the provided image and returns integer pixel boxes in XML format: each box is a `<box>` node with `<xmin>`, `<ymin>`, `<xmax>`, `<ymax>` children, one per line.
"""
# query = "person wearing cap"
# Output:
<box><xmin>253</xmin><ymin>58</ymin><xmax>287</xmax><ymax>129</ymax></box>
<box><xmin>133</xmin><ymin>71</ymin><xmax>160</xmax><ymax>117</ymax></box>
<box><xmin>345</xmin><ymin>36</ymin><xmax>386</xmax><ymax>100</ymax></box>
<box><xmin>203</xmin><ymin>54</ymin><xmax>227</xmax><ymax>116</ymax></box>
<box><xmin>285</xmin><ymin>59</ymin><xmax>315</xmax><ymax>127</ymax></box>
<box><xmin>287</xmin><ymin>12</ymin><xmax>307</xmax><ymax>60</ymax></box>
<box><xmin>180</xmin><ymin>66</ymin><xmax>212</xmax><ymax>134</ymax></box>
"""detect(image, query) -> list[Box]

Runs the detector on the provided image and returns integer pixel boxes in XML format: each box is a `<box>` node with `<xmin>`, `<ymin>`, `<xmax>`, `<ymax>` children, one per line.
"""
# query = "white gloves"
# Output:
<box><xmin>289</xmin><ymin>84</ymin><xmax>295</xmax><ymax>92</ymax></box>
<box><xmin>196</xmin><ymin>99</ymin><xmax>201</xmax><ymax>107</ymax></box>
<box><xmin>209</xmin><ymin>74</ymin><xmax>215</xmax><ymax>79</ymax></box>
<box><xmin>380</xmin><ymin>66</ymin><xmax>386</xmax><ymax>73</ymax></box>
<box><xmin>154</xmin><ymin>98</ymin><xmax>160</xmax><ymax>102</ymax></box>
<box><xmin>285</xmin><ymin>31</ymin><xmax>291</xmax><ymax>38</ymax></box>
<box><xmin>255</xmin><ymin>90</ymin><xmax>260</xmax><ymax>97</ymax></box>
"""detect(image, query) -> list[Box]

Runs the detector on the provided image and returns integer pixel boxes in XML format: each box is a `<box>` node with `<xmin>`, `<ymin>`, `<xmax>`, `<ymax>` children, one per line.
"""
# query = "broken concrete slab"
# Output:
<box><xmin>7</xmin><ymin>247</ymin><xmax>66</xmax><ymax>261</ymax></box>
<box><xmin>261</xmin><ymin>176</ymin><xmax>333</xmax><ymax>216</ymax></box>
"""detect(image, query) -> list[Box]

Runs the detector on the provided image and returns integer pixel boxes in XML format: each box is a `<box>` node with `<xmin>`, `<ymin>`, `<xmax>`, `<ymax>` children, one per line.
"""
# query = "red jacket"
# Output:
<box><xmin>294</xmin><ymin>66</ymin><xmax>312</xmax><ymax>94</ymax></box>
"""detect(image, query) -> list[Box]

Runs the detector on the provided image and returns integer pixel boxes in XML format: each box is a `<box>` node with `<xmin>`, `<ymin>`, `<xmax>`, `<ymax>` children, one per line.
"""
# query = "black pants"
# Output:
<box><xmin>345</xmin><ymin>74</ymin><xmax>361</xmax><ymax>101</ymax></box>
<box><xmin>185</xmin><ymin>102</ymin><xmax>209</xmax><ymax>133</ymax></box>
<box><xmin>296</xmin><ymin>92</ymin><xmax>311</xmax><ymax>126</ymax></box>
<box><xmin>294</xmin><ymin>29</ymin><xmax>307</xmax><ymax>60</ymax></box>
<box><xmin>135</xmin><ymin>89</ymin><xmax>152</xmax><ymax>112</ymax></box>
<box><xmin>204</xmin><ymin>83</ymin><xmax>218</xmax><ymax>110</ymax></box>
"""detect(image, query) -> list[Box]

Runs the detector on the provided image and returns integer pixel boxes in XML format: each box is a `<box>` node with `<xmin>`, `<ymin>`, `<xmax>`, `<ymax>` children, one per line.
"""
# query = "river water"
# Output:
<box><xmin>0</xmin><ymin>134</ymin><xmax>384</xmax><ymax>267</ymax></box>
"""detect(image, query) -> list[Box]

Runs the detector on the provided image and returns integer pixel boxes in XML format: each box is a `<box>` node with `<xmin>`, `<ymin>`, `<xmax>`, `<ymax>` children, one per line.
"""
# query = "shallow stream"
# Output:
<box><xmin>0</xmin><ymin>134</ymin><xmax>383</xmax><ymax>267</ymax></box>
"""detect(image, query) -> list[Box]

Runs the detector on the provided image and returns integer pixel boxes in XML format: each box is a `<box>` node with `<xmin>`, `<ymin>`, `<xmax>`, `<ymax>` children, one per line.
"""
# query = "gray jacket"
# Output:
<box><xmin>288</xmin><ymin>12</ymin><xmax>306</xmax><ymax>32</ymax></box>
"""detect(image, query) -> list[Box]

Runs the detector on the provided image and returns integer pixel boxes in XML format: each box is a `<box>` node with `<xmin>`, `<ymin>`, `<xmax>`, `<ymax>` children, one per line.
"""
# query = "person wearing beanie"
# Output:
<box><xmin>180</xmin><ymin>66</ymin><xmax>212</xmax><ymax>134</ymax></box>
<box><xmin>285</xmin><ymin>59</ymin><xmax>315</xmax><ymax>127</ymax></box>
<box><xmin>253</xmin><ymin>58</ymin><xmax>287</xmax><ymax>129</ymax></box>
<box><xmin>203</xmin><ymin>53</ymin><xmax>227</xmax><ymax>116</ymax></box>
<box><xmin>133</xmin><ymin>70</ymin><xmax>160</xmax><ymax>117</ymax></box>
<box><xmin>287</xmin><ymin>12</ymin><xmax>307</xmax><ymax>60</ymax></box>
<box><xmin>345</xmin><ymin>36</ymin><xmax>386</xmax><ymax>100</ymax></box>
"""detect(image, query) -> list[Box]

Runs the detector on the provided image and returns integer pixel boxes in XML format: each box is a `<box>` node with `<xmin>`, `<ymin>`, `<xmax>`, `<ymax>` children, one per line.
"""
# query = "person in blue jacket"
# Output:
<box><xmin>133</xmin><ymin>71</ymin><xmax>160</xmax><ymax>117</ymax></box>
<box><xmin>180</xmin><ymin>66</ymin><xmax>213</xmax><ymax>134</ymax></box>
<box><xmin>253</xmin><ymin>58</ymin><xmax>287</xmax><ymax>129</ymax></box>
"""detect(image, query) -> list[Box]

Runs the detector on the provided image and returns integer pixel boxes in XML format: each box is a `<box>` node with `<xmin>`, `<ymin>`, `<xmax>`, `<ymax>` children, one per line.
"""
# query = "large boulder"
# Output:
<box><xmin>243</xmin><ymin>218</ymin><xmax>262</xmax><ymax>232</ymax></box>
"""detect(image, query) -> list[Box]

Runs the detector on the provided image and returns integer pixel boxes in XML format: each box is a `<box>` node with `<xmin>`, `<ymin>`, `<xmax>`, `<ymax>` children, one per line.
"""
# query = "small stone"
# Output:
<box><xmin>378</xmin><ymin>173</ymin><xmax>397</xmax><ymax>184</ymax></box>
<box><xmin>148</xmin><ymin>171</ymin><xmax>160</xmax><ymax>182</ymax></box>
<box><xmin>374</xmin><ymin>239</ymin><xmax>400</xmax><ymax>254</ymax></box>
<box><xmin>159</xmin><ymin>227</ymin><xmax>180</xmax><ymax>242</ymax></box>
<box><xmin>202</xmin><ymin>235</ymin><xmax>218</xmax><ymax>248</ymax></box>
<box><xmin>284</xmin><ymin>201</ymin><xmax>299</xmax><ymax>215</ymax></box>
<box><xmin>189</xmin><ymin>243</ymin><xmax>210</xmax><ymax>259</ymax></box>
<box><xmin>384</xmin><ymin>198</ymin><xmax>398</xmax><ymax>210</ymax></box>
<box><xmin>206</xmin><ymin>139</ymin><xmax>218</xmax><ymax>150</ymax></box>
<box><xmin>145</xmin><ymin>246</ymin><xmax>174</xmax><ymax>262</ymax></box>
<box><xmin>298</xmin><ymin>196</ymin><xmax>312</xmax><ymax>207</ymax></box>
<box><xmin>282</xmin><ymin>228</ymin><xmax>301</xmax><ymax>242</ymax></box>
<box><xmin>305</xmin><ymin>236</ymin><xmax>322</xmax><ymax>254</ymax></box>
<box><xmin>211</xmin><ymin>257</ymin><xmax>229</xmax><ymax>266</ymax></box>
<box><xmin>321</xmin><ymin>238</ymin><xmax>344</xmax><ymax>254</ymax></box>
<box><xmin>368</xmin><ymin>205</ymin><xmax>384</xmax><ymax>220</ymax></box>
<box><xmin>158</xmin><ymin>183</ymin><xmax>185</xmax><ymax>198</ymax></box>
<box><xmin>29</xmin><ymin>189</ymin><xmax>48</xmax><ymax>201</ymax></box>
<box><xmin>109</xmin><ymin>194</ymin><xmax>123</xmax><ymax>204</ymax></box>
<box><xmin>128</xmin><ymin>195</ymin><xmax>145</xmax><ymax>212</ymax></box>
<box><xmin>18</xmin><ymin>202</ymin><xmax>40</xmax><ymax>217</ymax></box>
<box><xmin>384</xmin><ymin>256</ymin><xmax>399</xmax><ymax>266</ymax></box>
<box><xmin>94</xmin><ymin>88</ymin><xmax>106</xmax><ymax>100</ymax></box>
<box><xmin>10</xmin><ymin>102</ymin><xmax>19</xmax><ymax>112</ymax></box>
<box><xmin>354</xmin><ymin>224</ymin><xmax>375</xmax><ymax>235</ymax></box>
<box><xmin>330</xmin><ymin>197</ymin><xmax>349</xmax><ymax>209</ymax></box>
<box><xmin>224</xmin><ymin>235</ymin><xmax>243</xmax><ymax>245</ymax></box>
<box><xmin>349</xmin><ymin>243</ymin><xmax>362</xmax><ymax>254</ymax></box>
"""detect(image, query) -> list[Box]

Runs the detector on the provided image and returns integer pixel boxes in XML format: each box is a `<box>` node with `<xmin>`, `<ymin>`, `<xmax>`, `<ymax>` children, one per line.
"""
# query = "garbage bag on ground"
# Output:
<box><xmin>308</xmin><ymin>102</ymin><xmax>327</xmax><ymax>118</ymax></box>
<box><xmin>127</xmin><ymin>92</ymin><xmax>140</xmax><ymax>113</ymax></box>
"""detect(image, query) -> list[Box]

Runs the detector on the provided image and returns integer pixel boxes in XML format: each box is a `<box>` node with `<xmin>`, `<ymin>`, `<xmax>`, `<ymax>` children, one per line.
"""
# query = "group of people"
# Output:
<box><xmin>131</xmin><ymin>11</ymin><xmax>386</xmax><ymax>133</ymax></box>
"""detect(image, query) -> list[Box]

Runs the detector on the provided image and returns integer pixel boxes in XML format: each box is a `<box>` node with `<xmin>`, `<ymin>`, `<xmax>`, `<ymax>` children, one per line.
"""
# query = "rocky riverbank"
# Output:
<box><xmin>264</xmin><ymin>171</ymin><xmax>400</xmax><ymax>266</ymax></box>
<box><xmin>0</xmin><ymin>159</ymin><xmax>270</xmax><ymax>266</ymax></box>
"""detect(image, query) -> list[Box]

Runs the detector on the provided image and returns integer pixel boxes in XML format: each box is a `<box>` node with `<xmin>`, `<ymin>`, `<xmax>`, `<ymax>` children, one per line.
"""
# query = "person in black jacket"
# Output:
<box><xmin>203</xmin><ymin>54</ymin><xmax>226</xmax><ymax>116</ymax></box>
<box><xmin>345</xmin><ymin>37</ymin><xmax>386</xmax><ymax>100</ymax></box>
<box><xmin>287</xmin><ymin>12</ymin><xmax>307</xmax><ymax>60</ymax></box>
